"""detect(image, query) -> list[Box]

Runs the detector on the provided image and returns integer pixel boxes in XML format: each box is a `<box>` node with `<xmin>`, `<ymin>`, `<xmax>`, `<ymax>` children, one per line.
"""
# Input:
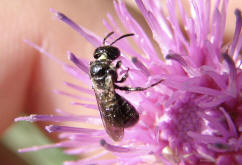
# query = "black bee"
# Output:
<box><xmin>89</xmin><ymin>32</ymin><xmax>163</xmax><ymax>141</ymax></box>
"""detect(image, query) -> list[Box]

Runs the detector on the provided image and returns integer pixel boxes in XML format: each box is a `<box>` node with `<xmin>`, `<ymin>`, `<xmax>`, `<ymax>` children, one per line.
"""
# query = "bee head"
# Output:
<box><xmin>93</xmin><ymin>46</ymin><xmax>120</xmax><ymax>60</ymax></box>
<box><xmin>93</xmin><ymin>32</ymin><xmax>134</xmax><ymax>61</ymax></box>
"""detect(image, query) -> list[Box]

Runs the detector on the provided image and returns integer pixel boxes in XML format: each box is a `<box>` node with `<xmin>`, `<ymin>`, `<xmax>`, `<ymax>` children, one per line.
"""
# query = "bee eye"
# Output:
<box><xmin>94</xmin><ymin>47</ymin><xmax>105</xmax><ymax>59</ymax></box>
<box><xmin>94</xmin><ymin>53</ymin><xmax>100</xmax><ymax>59</ymax></box>
<box><xmin>107</xmin><ymin>47</ymin><xmax>120</xmax><ymax>60</ymax></box>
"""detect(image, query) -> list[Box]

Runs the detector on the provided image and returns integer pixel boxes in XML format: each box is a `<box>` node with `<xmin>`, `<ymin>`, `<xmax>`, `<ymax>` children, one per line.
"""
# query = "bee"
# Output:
<box><xmin>89</xmin><ymin>32</ymin><xmax>163</xmax><ymax>141</ymax></box>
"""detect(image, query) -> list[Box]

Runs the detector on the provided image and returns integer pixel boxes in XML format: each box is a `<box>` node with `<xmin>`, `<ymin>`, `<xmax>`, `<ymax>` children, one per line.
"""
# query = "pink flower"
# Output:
<box><xmin>16</xmin><ymin>0</ymin><xmax>242</xmax><ymax>164</ymax></box>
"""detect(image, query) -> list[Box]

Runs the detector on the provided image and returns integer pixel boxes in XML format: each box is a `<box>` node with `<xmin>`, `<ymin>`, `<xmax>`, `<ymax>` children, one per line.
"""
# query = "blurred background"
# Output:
<box><xmin>1</xmin><ymin>122</ymin><xmax>77</xmax><ymax>165</ymax></box>
<box><xmin>0</xmin><ymin>0</ymin><xmax>240</xmax><ymax>164</ymax></box>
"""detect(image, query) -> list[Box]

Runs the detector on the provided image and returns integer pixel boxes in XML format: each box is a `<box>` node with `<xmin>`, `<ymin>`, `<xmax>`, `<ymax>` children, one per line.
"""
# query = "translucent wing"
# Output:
<box><xmin>99</xmin><ymin>108</ymin><xmax>124</xmax><ymax>141</ymax></box>
<box><xmin>92</xmin><ymin>75</ymin><xmax>124</xmax><ymax>141</ymax></box>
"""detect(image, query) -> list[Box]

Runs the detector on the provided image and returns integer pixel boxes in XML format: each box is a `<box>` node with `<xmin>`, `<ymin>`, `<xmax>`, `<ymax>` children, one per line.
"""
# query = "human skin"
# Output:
<box><xmin>0</xmin><ymin>0</ymin><xmax>118</xmax><ymax>135</ymax></box>
<box><xmin>0</xmin><ymin>0</ymin><xmax>240</xmax><ymax>136</ymax></box>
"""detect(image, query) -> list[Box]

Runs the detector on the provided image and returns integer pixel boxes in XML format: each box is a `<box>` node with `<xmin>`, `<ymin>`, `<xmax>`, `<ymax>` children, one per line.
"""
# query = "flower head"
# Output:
<box><xmin>16</xmin><ymin>0</ymin><xmax>242</xmax><ymax>164</ymax></box>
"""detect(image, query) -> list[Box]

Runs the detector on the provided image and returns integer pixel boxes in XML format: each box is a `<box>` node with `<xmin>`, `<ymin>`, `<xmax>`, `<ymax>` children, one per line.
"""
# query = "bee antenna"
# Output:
<box><xmin>103</xmin><ymin>31</ymin><xmax>114</xmax><ymax>45</ymax></box>
<box><xmin>110</xmin><ymin>33</ymin><xmax>135</xmax><ymax>46</ymax></box>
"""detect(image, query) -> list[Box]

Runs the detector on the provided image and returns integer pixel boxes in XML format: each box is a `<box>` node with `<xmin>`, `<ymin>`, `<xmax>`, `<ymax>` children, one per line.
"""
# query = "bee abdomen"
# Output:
<box><xmin>118</xmin><ymin>97</ymin><xmax>139</xmax><ymax>128</ymax></box>
<box><xmin>102</xmin><ymin>94</ymin><xmax>139</xmax><ymax>128</ymax></box>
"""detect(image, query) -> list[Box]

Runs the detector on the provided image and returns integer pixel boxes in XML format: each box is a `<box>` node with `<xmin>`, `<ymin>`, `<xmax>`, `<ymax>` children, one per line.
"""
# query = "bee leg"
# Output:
<box><xmin>114</xmin><ymin>85</ymin><xmax>145</xmax><ymax>91</ymax></box>
<box><xmin>115</xmin><ymin>79</ymin><xmax>163</xmax><ymax>91</ymax></box>
<box><xmin>116</xmin><ymin>68</ymin><xmax>129</xmax><ymax>83</ymax></box>
<box><xmin>115</xmin><ymin>60</ymin><xmax>122</xmax><ymax>69</ymax></box>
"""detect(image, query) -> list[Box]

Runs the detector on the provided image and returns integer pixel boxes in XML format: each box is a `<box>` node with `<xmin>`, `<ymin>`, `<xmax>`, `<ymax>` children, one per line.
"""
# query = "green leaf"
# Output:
<box><xmin>2</xmin><ymin>122</ymin><xmax>77</xmax><ymax>165</ymax></box>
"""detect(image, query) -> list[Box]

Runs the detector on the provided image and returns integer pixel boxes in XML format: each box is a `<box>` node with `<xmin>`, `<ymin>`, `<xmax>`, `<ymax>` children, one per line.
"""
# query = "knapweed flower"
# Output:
<box><xmin>16</xmin><ymin>0</ymin><xmax>242</xmax><ymax>164</ymax></box>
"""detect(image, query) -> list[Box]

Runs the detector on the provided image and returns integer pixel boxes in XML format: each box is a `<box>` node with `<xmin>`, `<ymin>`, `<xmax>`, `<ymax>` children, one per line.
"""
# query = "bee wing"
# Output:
<box><xmin>100</xmin><ymin>110</ymin><xmax>124</xmax><ymax>141</ymax></box>
<box><xmin>95</xmin><ymin>94</ymin><xmax>124</xmax><ymax>141</ymax></box>
<box><xmin>92</xmin><ymin>75</ymin><xmax>124</xmax><ymax>141</ymax></box>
